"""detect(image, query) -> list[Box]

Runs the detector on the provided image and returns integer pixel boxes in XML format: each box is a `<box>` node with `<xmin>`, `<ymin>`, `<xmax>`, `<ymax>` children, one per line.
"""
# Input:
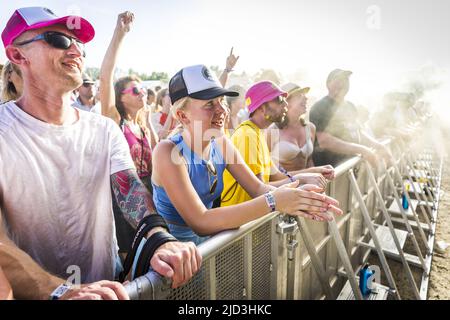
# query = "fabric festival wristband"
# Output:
<box><xmin>264</xmin><ymin>192</ymin><xmax>276</xmax><ymax>212</ymax></box>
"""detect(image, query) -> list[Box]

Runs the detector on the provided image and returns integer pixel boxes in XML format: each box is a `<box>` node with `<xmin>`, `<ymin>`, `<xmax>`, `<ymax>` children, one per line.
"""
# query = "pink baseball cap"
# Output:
<box><xmin>2</xmin><ymin>7</ymin><xmax>95</xmax><ymax>48</ymax></box>
<box><xmin>245</xmin><ymin>81</ymin><xmax>287</xmax><ymax>114</ymax></box>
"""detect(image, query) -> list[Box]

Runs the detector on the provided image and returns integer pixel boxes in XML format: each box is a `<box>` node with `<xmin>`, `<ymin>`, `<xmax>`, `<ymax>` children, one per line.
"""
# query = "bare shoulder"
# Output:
<box><xmin>152</xmin><ymin>139</ymin><xmax>178</xmax><ymax>163</ymax></box>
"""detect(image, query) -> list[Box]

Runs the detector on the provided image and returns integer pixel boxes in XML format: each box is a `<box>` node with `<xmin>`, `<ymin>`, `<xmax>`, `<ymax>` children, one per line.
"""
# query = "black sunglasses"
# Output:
<box><xmin>270</xmin><ymin>95</ymin><xmax>286</xmax><ymax>104</ymax></box>
<box><xmin>82</xmin><ymin>82</ymin><xmax>94</xmax><ymax>88</ymax></box>
<box><xmin>206</xmin><ymin>160</ymin><xmax>218</xmax><ymax>195</ymax></box>
<box><xmin>15</xmin><ymin>31</ymin><xmax>86</xmax><ymax>57</ymax></box>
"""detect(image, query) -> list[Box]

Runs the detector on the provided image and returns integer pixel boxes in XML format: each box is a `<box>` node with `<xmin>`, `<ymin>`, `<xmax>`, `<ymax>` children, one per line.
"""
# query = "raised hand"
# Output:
<box><xmin>116</xmin><ymin>11</ymin><xmax>134</xmax><ymax>35</ymax></box>
<box><xmin>225</xmin><ymin>47</ymin><xmax>240</xmax><ymax>72</ymax></box>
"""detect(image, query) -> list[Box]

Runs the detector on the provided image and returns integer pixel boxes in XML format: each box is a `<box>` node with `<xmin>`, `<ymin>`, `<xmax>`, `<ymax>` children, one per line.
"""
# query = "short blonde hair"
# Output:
<box><xmin>1</xmin><ymin>61</ymin><xmax>21</xmax><ymax>102</ymax></box>
<box><xmin>171</xmin><ymin>96</ymin><xmax>191</xmax><ymax>120</ymax></box>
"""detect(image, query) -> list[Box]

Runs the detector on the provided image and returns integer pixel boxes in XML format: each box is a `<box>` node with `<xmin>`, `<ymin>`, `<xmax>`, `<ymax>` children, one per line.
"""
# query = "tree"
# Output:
<box><xmin>84</xmin><ymin>67</ymin><xmax>100</xmax><ymax>80</ymax></box>
<box><xmin>253</xmin><ymin>69</ymin><xmax>282</xmax><ymax>85</ymax></box>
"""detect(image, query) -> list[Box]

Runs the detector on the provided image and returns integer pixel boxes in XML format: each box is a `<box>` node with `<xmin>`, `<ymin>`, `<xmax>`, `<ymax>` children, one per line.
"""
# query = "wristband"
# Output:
<box><xmin>264</xmin><ymin>192</ymin><xmax>276</xmax><ymax>212</ymax></box>
<box><xmin>49</xmin><ymin>283</ymin><xmax>71</xmax><ymax>300</ymax></box>
<box><xmin>134</xmin><ymin>231</ymin><xmax>178</xmax><ymax>279</ymax></box>
<box><xmin>224</xmin><ymin>68</ymin><xmax>234</xmax><ymax>73</ymax></box>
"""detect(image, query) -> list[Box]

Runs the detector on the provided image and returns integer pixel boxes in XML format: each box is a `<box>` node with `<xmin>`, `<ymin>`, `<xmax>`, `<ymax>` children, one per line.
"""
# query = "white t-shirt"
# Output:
<box><xmin>0</xmin><ymin>102</ymin><xmax>135</xmax><ymax>283</ymax></box>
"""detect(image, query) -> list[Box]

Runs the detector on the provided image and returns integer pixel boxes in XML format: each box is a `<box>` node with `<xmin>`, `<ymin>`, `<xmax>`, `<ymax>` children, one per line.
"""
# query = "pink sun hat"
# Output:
<box><xmin>245</xmin><ymin>81</ymin><xmax>287</xmax><ymax>114</ymax></box>
<box><xmin>2</xmin><ymin>7</ymin><xmax>95</xmax><ymax>48</ymax></box>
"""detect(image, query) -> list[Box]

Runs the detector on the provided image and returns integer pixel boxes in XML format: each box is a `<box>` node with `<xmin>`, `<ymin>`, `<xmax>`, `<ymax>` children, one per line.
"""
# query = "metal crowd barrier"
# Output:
<box><xmin>125</xmin><ymin>121</ymin><xmax>444</xmax><ymax>300</ymax></box>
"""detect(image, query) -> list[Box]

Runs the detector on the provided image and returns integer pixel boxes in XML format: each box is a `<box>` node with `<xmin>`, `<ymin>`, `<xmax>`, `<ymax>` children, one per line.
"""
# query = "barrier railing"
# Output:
<box><xmin>125</xmin><ymin>122</ymin><xmax>443</xmax><ymax>300</ymax></box>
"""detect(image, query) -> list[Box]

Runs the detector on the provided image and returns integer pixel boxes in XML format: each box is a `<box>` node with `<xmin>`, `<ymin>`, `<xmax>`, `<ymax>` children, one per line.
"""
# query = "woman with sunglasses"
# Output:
<box><xmin>99</xmin><ymin>11</ymin><xmax>158</xmax><ymax>191</ymax></box>
<box><xmin>1</xmin><ymin>61</ymin><xmax>23</xmax><ymax>102</ymax></box>
<box><xmin>151</xmin><ymin>65</ymin><xmax>343</xmax><ymax>245</ymax></box>
<box><xmin>99</xmin><ymin>12</ymin><xmax>158</xmax><ymax>255</ymax></box>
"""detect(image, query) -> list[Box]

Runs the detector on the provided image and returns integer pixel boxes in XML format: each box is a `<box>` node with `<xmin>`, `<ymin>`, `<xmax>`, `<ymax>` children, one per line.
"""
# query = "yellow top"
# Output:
<box><xmin>221</xmin><ymin>120</ymin><xmax>272</xmax><ymax>206</ymax></box>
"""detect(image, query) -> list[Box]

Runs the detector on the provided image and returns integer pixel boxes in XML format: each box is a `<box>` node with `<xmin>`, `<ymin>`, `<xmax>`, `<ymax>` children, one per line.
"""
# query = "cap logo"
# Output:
<box><xmin>245</xmin><ymin>97</ymin><xmax>252</xmax><ymax>107</ymax></box>
<box><xmin>43</xmin><ymin>8</ymin><xmax>56</xmax><ymax>16</ymax></box>
<box><xmin>201</xmin><ymin>66</ymin><xmax>214</xmax><ymax>82</ymax></box>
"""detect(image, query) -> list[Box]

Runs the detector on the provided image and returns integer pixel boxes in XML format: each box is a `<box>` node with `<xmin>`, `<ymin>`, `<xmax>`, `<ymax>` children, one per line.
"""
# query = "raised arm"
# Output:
<box><xmin>218</xmin><ymin>47</ymin><xmax>239</xmax><ymax>87</ymax></box>
<box><xmin>99</xmin><ymin>11</ymin><xmax>134</xmax><ymax>124</ymax></box>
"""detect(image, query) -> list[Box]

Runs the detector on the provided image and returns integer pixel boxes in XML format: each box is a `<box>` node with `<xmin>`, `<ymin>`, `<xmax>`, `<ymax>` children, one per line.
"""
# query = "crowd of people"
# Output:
<box><xmin>0</xmin><ymin>7</ymin><xmax>430</xmax><ymax>300</ymax></box>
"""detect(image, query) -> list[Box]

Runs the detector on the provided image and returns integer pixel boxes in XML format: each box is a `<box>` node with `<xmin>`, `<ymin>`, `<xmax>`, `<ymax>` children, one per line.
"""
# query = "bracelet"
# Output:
<box><xmin>134</xmin><ymin>231</ymin><xmax>178</xmax><ymax>279</ymax></box>
<box><xmin>224</xmin><ymin>68</ymin><xmax>234</xmax><ymax>73</ymax></box>
<box><xmin>264</xmin><ymin>192</ymin><xmax>276</xmax><ymax>212</ymax></box>
<box><xmin>279</xmin><ymin>166</ymin><xmax>295</xmax><ymax>182</ymax></box>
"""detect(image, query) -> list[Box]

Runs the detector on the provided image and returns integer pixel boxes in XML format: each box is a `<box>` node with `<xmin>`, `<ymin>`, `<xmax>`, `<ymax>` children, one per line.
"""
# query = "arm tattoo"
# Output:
<box><xmin>111</xmin><ymin>169</ymin><xmax>157</xmax><ymax>229</ymax></box>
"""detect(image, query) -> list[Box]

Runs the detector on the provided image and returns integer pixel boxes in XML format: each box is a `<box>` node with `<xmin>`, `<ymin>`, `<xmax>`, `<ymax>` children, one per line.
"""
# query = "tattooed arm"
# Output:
<box><xmin>110</xmin><ymin>169</ymin><xmax>202</xmax><ymax>287</ymax></box>
<box><xmin>110</xmin><ymin>168</ymin><xmax>158</xmax><ymax>231</ymax></box>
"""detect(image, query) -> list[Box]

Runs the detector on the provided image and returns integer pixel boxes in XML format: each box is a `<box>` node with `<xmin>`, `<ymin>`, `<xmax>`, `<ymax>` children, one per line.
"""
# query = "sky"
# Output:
<box><xmin>1</xmin><ymin>0</ymin><xmax>449</xmax><ymax>109</ymax></box>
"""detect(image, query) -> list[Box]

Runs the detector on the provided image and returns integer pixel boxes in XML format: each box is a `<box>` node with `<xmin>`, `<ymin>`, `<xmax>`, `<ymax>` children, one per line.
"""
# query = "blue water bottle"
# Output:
<box><xmin>402</xmin><ymin>183</ymin><xmax>410</xmax><ymax>210</ymax></box>
<box><xmin>359</xmin><ymin>264</ymin><xmax>374</xmax><ymax>297</ymax></box>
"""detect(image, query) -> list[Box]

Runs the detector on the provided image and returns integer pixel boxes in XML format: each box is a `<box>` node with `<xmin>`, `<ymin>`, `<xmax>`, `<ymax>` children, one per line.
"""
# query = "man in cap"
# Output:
<box><xmin>0</xmin><ymin>7</ymin><xmax>200</xmax><ymax>300</ymax></box>
<box><xmin>72</xmin><ymin>72</ymin><xmax>100</xmax><ymax>113</ymax></box>
<box><xmin>221</xmin><ymin>81</ymin><xmax>330</xmax><ymax>207</ymax></box>
<box><xmin>309</xmin><ymin>69</ymin><xmax>387</xmax><ymax>167</ymax></box>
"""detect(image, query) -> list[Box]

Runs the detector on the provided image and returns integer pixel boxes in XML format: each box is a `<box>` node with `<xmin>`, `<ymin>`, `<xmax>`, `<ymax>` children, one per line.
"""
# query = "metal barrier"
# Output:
<box><xmin>125</xmin><ymin>123</ymin><xmax>444</xmax><ymax>300</ymax></box>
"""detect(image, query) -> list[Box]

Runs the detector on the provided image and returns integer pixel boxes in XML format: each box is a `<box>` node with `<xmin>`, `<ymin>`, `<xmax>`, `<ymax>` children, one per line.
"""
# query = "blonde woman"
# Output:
<box><xmin>1</xmin><ymin>61</ymin><xmax>23</xmax><ymax>102</ymax></box>
<box><xmin>151</xmin><ymin>65</ymin><xmax>342</xmax><ymax>245</ymax></box>
<box><xmin>269</xmin><ymin>86</ymin><xmax>335</xmax><ymax>176</ymax></box>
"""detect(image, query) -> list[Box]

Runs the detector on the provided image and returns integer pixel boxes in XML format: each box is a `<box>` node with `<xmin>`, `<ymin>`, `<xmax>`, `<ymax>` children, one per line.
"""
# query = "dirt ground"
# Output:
<box><xmin>427</xmin><ymin>155</ymin><xmax>450</xmax><ymax>299</ymax></box>
<box><xmin>367</xmin><ymin>147</ymin><xmax>449</xmax><ymax>300</ymax></box>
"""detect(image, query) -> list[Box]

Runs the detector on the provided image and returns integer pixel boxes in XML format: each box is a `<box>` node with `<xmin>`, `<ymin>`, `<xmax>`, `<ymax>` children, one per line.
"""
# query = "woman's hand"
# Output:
<box><xmin>272</xmin><ymin>181</ymin><xmax>342</xmax><ymax>221</ymax></box>
<box><xmin>115</xmin><ymin>11</ymin><xmax>134</xmax><ymax>36</ymax></box>
<box><xmin>225</xmin><ymin>47</ymin><xmax>239</xmax><ymax>72</ymax></box>
<box><xmin>294</xmin><ymin>172</ymin><xmax>328</xmax><ymax>189</ymax></box>
<box><xmin>316</xmin><ymin>165</ymin><xmax>336</xmax><ymax>180</ymax></box>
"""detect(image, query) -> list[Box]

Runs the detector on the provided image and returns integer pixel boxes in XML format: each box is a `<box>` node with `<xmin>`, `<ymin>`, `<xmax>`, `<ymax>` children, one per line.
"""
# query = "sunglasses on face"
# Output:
<box><xmin>15</xmin><ymin>31</ymin><xmax>86</xmax><ymax>57</ymax></box>
<box><xmin>122</xmin><ymin>86</ymin><xmax>146</xmax><ymax>96</ymax></box>
<box><xmin>206</xmin><ymin>160</ymin><xmax>218</xmax><ymax>195</ymax></box>
<box><xmin>82</xmin><ymin>83</ymin><xmax>94</xmax><ymax>88</ymax></box>
<box><xmin>270</xmin><ymin>95</ymin><xmax>287</xmax><ymax>105</ymax></box>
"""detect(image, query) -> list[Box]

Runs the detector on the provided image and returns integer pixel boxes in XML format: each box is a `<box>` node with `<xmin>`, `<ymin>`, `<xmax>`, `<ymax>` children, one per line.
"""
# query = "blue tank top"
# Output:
<box><xmin>152</xmin><ymin>133</ymin><xmax>226</xmax><ymax>226</ymax></box>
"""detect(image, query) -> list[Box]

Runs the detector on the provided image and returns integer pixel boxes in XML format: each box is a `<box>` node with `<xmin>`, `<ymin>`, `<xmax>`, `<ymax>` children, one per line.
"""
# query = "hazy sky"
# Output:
<box><xmin>1</xmin><ymin>0</ymin><xmax>449</xmax><ymax>106</ymax></box>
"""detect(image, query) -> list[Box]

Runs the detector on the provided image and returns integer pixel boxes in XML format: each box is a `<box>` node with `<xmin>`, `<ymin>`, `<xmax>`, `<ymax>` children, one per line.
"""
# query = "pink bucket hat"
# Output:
<box><xmin>2</xmin><ymin>7</ymin><xmax>95</xmax><ymax>48</ymax></box>
<box><xmin>245</xmin><ymin>81</ymin><xmax>287</xmax><ymax>114</ymax></box>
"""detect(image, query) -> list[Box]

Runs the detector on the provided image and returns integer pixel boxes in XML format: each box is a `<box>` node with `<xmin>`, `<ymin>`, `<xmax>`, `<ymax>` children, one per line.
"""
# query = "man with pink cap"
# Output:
<box><xmin>0</xmin><ymin>7</ymin><xmax>200</xmax><ymax>300</ymax></box>
<box><xmin>221</xmin><ymin>81</ymin><xmax>330</xmax><ymax>207</ymax></box>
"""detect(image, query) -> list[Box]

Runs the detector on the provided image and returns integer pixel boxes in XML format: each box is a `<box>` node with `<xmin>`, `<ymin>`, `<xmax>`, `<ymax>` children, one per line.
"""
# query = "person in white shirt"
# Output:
<box><xmin>0</xmin><ymin>6</ymin><xmax>200</xmax><ymax>300</ymax></box>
